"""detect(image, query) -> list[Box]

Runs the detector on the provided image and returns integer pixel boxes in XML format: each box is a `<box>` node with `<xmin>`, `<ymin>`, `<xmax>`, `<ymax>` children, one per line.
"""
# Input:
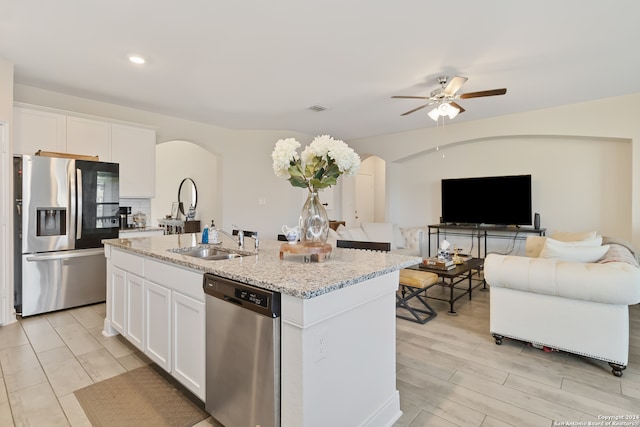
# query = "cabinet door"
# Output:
<box><xmin>172</xmin><ymin>292</ymin><xmax>206</xmax><ymax>400</ymax></box>
<box><xmin>13</xmin><ymin>107</ymin><xmax>66</xmax><ymax>155</ymax></box>
<box><xmin>112</xmin><ymin>124</ymin><xmax>156</xmax><ymax>198</ymax></box>
<box><xmin>66</xmin><ymin>116</ymin><xmax>111</xmax><ymax>161</ymax></box>
<box><xmin>144</xmin><ymin>280</ymin><xmax>171</xmax><ymax>371</ymax></box>
<box><xmin>126</xmin><ymin>273</ymin><xmax>145</xmax><ymax>351</ymax></box>
<box><xmin>110</xmin><ymin>267</ymin><xmax>127</xmax><ymax>334</ymax></box>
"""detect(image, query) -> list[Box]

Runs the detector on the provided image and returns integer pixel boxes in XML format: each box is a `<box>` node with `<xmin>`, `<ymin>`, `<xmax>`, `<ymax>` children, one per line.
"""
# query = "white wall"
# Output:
<box><xmin>0</xmin><ymin>57</ymin><xmax>14</xmax><ymax>324</ymax></box>
<box><xmin>349</xmin><ymin>93</ymin><xmax>640</xmax><ymax>248</ymax></box>
<box><xmin>154</xmin><ymin>140</ymin><xmax>218</xmax><ymax>230</ymax></box>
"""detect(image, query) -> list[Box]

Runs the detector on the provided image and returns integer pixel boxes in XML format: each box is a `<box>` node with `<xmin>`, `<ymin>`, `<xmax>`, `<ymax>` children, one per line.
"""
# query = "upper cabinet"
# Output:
<box><xmin>13</xmin><ymin>104</ymin><xmax>156</xmax><ymax>198</ymax></box>
<box><xmin>66</xmin><ymin>116</ymin><xmax>111</xmax><ymax>161</ymax></box>
<box><xmin>13</xmin><ymin>107</ymin><xmax>66</xmax><ymax>155</ymax></box>
<box><xmin>112</xmin><ymin>124</ymin><xmax>156</xmax><ymax>198</ymax></box>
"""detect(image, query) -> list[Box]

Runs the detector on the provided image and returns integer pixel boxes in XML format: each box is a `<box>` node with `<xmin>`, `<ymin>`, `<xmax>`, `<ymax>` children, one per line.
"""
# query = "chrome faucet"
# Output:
<box><xmin>232</xmin><ymin>225</ymin><xmax>259</xmax><ymax>251</ymax></box>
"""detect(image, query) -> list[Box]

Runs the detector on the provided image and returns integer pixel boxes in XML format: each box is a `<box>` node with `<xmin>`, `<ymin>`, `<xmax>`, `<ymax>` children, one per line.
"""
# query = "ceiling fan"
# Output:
<box><xmin>392</xmin><ymin>75</ymin><xmax>507</xmax><ymax>120</ymax></box>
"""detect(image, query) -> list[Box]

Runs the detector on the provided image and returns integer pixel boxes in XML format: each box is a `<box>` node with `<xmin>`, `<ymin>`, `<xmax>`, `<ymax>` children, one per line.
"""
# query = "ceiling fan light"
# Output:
<box><xmin>427</xmin><ymin>107</ymin><xmax>440</xmax><ymax>121</ymax></box>
<box><xmin>447</xmin><ymin>104</ymin><xmax>460</xmax><ymax>119</ymax></box>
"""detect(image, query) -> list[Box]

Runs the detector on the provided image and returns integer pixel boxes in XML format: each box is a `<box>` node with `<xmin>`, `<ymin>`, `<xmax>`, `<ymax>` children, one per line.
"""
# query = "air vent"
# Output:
<box><xmin>308</xmin><ymin>105</ymin><xmax>328</xmax><ymax>112</ymax></box>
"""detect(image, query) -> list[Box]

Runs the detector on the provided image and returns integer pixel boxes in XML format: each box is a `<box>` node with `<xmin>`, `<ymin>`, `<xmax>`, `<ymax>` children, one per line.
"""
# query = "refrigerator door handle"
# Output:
<box><xmin>69</xmin><ymin>161</ymin><xmax>77</xmax><ymax>243</ymax></box>
<box><xmin>25</xmin><ymin>248</ymin><xmax>104</xmax><ymax>262</ymax></box>
<box><xmin>76</xmin><ymin>168</ymin><xmax>83</xmax><ymax>240</ymax></box>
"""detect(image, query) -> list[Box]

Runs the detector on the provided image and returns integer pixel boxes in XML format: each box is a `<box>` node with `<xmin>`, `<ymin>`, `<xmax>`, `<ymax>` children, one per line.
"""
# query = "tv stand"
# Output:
<box><xmin>428</xmin><ymin>224</ymin><xmax>546</xmax><ymax>258</ymax></box>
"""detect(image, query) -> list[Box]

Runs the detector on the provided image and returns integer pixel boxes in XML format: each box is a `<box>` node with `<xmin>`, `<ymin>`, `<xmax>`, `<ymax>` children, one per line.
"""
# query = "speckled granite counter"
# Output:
<box><xmin>103</xmin><ymin>233</ymin><xmax>421</xmax><ymax>299</ymax></box>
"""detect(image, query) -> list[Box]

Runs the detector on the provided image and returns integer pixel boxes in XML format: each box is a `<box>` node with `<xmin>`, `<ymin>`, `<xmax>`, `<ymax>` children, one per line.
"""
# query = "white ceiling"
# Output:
<box><xmin>2</xmin><ymin>0</ymin><xmax>639</xmax><ymax>140</ymax></box>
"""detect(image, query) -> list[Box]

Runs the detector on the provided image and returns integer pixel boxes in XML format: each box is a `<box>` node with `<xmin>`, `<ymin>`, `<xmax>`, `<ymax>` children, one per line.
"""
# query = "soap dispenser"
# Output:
<box><xmin>210</xmin><ymin>220</ymin><xmax>219</xmax><ymax>244</ymax></box>
<box><xmin>202</xmin><ymin>222</ymin><xmax>209</xmax><ymax>244</ymax></box>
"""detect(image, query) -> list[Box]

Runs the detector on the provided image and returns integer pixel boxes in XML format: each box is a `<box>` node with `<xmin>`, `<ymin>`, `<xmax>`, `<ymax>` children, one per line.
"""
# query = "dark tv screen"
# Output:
<box><xmin>441</xmin><ymin>174</ymin><xmax>532</xmax><ymax>226</ymax></box>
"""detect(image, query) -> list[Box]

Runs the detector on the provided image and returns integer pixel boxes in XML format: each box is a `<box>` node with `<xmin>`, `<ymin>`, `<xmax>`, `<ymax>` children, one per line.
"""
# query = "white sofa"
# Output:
<box><xmin>329</xmin><ymin>222</ymin><xmax>428</xmax><ymax>257</ymax></box>
<box><xmin>484</xmin><ymin>233</ymin><xmax>640</xmax><ymax>376</ymax></box>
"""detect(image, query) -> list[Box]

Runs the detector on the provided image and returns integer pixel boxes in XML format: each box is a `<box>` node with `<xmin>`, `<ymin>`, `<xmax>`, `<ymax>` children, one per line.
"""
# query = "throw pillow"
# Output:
<box><xmin>347</xmin><ymin>227</ymin><xmax>369</xmax><ymax>241</ymax></box>
<box><xmin>598</xmin><ymin>243</ymin><xmax>640</xmax><ymax>267</ymax></box>
<box><xmin>361</xmin><ymin>222</ymin><xmax>396</xmax><ymax>250</ymax></box>
<box><xmin>393</xmin><ymin>224</ymin><xmax>406</xmax><ymax>249</ymax></box>
<box><xmin>539</xmin><ymin>239</ymin><xmax>609</xmax><ymax>263</ymax></box>
<box><xmin>336</xmin><ymin>224</ymin><xmax>352</xmax><ymax>240</ymax></box>
<box><xmin>544</xmin><ymin>236</ymin><xmax>603</xmax><ymax>247</ymax></box>
<box><xmin>551</xmin><ymin>230</ymin><xmax>598</xmax><ymax>242</ymax></box>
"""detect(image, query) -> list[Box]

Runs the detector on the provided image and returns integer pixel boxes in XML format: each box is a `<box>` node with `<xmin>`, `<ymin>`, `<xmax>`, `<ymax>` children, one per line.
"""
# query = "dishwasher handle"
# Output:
<box><xmin>223</xmin><ymin>295</ymin><xmax>243</xmax><ymax>306</ymax></box>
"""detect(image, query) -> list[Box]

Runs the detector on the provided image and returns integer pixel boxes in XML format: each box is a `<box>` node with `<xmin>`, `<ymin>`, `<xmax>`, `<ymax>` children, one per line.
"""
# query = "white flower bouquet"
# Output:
<box><xmin>271</xmin><ymin>135</ymin><xmax>361</xmax><ymax>192</ymax></box>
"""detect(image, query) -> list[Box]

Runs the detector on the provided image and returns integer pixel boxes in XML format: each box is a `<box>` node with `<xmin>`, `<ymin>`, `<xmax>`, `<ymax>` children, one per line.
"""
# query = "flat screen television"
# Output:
<box><xmin>441</xmin><ymin>174</ymin><xmax>532</xmax><ymax>226</ymax></box>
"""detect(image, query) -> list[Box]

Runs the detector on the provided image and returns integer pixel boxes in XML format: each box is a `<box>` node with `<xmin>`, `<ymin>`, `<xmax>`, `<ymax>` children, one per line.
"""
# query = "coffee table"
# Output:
<box><xmin>416</xmin><ymin>258</ymin><xmax>485</xmax><ymax>315</ymax></box>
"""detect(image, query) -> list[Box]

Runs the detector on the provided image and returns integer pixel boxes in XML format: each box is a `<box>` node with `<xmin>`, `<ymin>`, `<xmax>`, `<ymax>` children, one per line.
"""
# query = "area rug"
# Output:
<box><xmin>74</xmin><ymin>365</ymin><xmax>209</xmax><ymax>427</ymax></box>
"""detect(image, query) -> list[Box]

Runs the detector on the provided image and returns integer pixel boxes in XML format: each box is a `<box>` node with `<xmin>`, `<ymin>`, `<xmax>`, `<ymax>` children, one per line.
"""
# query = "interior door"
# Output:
<box><xmin>355</xmin><ymin>173</ymin><xmax>374</xmax><ymax>227</ymax></box>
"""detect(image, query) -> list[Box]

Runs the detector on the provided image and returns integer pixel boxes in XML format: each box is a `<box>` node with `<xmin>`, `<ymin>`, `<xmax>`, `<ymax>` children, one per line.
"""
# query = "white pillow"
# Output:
<box><xmin>544</xmin><ymin>236</ymin><xmax>603</xmax><ymax>247</ymax></box>
<box><xmin>361</xmin><ymin>222</ymin><xmax>395</xmax><ymax>250</ymax></box>
<box><xmin>540</xmin><ymin>239</ymin><xmax>609</xmax><ymax>263</ymax></box>
<box><xmin>336</xmin><ymin>224</ymin><xmax>352</xmax><ymax>239</ymax></box>
<box><xmin>393</xmin><ymin>224</ymin><xmax>406</xmax><ymax>249</ymax></box>
<box><xmin>347</xmin><ymin>227</ymin><xmax>369</xmax><ymax>241</ymax></box>
<box><xmin>551</xmin><ymin>230</ymin><xmax>598</xmax><ymax>242</ymax></box>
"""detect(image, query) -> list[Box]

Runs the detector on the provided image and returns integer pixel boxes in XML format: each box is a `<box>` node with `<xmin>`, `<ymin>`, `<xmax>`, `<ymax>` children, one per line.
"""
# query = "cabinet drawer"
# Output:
<box><xmin>144</xmin><ymin>259</ymin><xmax>203</xmax><ymax>301</ymax></box>
<box><xmin>111</xmin><ymin>249</ymin><xmax>144</xmax><ymax>276</ymax></box>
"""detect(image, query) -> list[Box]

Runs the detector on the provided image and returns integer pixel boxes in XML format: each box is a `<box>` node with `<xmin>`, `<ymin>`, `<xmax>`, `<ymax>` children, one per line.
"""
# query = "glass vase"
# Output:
<box><xmin>299</xmin><ymin>190</ymin><xmax>329</xmax><ymax>245</ymax></box>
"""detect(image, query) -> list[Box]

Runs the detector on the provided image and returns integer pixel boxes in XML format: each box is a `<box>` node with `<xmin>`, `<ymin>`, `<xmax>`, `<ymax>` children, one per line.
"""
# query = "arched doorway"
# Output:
<box><xmin>152</xmin><ymin>140</ymin><xmax>219</xmax><ymax>230</ymax></box>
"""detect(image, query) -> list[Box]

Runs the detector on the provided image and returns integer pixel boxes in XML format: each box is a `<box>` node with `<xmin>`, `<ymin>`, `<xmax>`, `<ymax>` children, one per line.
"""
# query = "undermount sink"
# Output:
<box><xmin>168</xmin><ymin>246</ymin><xmax>246</xmax><ymax>261</ymax></box>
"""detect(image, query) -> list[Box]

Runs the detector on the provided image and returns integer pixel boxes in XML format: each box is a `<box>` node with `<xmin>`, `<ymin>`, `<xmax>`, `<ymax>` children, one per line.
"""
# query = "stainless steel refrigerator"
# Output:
<box><xmin>14</xmin><ymin>155</ymin><xmax>119</xmax><ymax>316</ymax></box>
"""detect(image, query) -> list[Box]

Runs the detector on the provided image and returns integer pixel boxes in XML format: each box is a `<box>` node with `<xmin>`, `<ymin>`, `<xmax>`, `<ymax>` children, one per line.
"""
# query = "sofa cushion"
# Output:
<box><xmin>393</xmin><ymin>224</ymin><xmax>406</xmax><ymax>249</ymax></box>
<box><xmin>539</xmin><ymin>238</ymin><xmax>608</xmax><ymax>263</ymax></box>
<box><xmin>598</xmin><ymin>243</ymin><xmax>640</xmax><ymax>267</ymax></box>
<box><xmin>485</xmin><ymin>254</ymin><xmax>640</xmax><ymax>305</ymax></box>
<box><xmin>361</xmin><ymin>222</ymin><xmax>396</xmax><ymax>250</ymax></box>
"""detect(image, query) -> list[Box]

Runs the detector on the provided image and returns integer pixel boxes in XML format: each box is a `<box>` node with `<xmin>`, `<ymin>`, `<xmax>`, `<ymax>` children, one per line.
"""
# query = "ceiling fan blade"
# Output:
<box><xmin>459</xmin><ymin>88</ymin><xmax>507</xmax><ymax>99</ymax></box>
<box><xmin>443</xmin><ymin>76</ymin><xmax>468</xmax><ymax>96</ymax></box>
<box><xmin>400</xmin><ymin>103</ymin><xmax>433</xmax><ymax>116</ymax></box>
<box><xmin>391</xmin><ymin>95</ymin><xmax>431</xmax><ymax>99</ymax></box>
<box><xmin>449</xmin><ymin>101</ymin><xmax>466</xmax><ymax>113</ymax></box>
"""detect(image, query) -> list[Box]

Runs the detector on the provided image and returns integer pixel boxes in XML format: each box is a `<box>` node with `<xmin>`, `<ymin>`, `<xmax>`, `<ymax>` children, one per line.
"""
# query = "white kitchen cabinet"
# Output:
<box><xmin>66</xmin><ymin>116</ymin><xmax>111</xmax><ymax>161</ymax></box>
<box><xmin>105</xmin><ymin>248</ymin><xmax>205</xmax><ymax>399</ymax></box>
<box><xmin>112</xmin><ymin>124</ymin><xmax>156</xmax><ymax>198</ymax></box>
<box><xmin>126</xmin><ymin>273</ymin><xmax>145</xmax><ymax>351</ymax></box>
<box><xmin>172</xmin><ymin>292</ymin><xmax>206</xmax><ymax>399</ymax></box>
<box><xmin>13</xmin><ymin>105</ymin><xmax>156</xmax><ymax>199</ymax></box>
<box><xmin>144</xmin><ymin>280</ymin><xmax>172</xmax><ymax>371</ymax></box>
<box><xmin>13</xmin><ymin>107</ymin><xmax>66</xmax><ymax>155</ymax></box>
<box><xmin>109</xmin><ymin>267</ymin><xmax>127</xmax><ymax>335</ymax></box>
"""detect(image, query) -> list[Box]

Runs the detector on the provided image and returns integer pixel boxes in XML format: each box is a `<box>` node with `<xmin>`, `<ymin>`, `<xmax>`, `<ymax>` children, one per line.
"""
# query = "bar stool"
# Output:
<box><xmin>397</xmin><ymin>269</ymin><xmax>438</xmax><ymax>324</ymax></box>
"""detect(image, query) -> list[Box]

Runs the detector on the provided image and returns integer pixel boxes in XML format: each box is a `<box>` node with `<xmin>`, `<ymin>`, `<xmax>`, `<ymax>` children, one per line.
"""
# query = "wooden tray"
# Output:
<box><xmin>280</xmin><ymin>242</ymin><xmax>332</xmax><ymax>263</ymax></box>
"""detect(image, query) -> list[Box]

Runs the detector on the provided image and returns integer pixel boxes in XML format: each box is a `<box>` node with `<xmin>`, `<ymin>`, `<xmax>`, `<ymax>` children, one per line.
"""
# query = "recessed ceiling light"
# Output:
<box><xmin>308</xmin><ymin>105</ymin><xmax>328</xmax><ymax>112</ymax></box>
<box><xmin>128</xmin><ymin>55</ymin><xmax>145</xmax><ymax>64</ymax></box>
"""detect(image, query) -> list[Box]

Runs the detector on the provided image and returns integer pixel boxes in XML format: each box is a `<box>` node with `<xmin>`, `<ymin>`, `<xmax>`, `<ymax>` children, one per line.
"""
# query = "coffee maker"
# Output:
<box><xmin>119</xmin><ymin>206</ymin><xmax>131</xmax><ymax>229</ymax></box>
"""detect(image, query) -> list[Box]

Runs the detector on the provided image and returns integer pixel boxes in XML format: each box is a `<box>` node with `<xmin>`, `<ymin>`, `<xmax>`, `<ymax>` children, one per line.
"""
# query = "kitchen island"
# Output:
<box><xmin>103</xmin><ymin>233</ymin><xmax>421</xmax><ymax>427</ymax></box>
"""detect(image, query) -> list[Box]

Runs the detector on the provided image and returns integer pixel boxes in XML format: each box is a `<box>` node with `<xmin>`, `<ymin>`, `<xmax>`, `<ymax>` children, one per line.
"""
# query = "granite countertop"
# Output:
<box><xmin>103</xmin><ymin>233</ymin><xmax>421</xmax><ymax>299</ymax></box>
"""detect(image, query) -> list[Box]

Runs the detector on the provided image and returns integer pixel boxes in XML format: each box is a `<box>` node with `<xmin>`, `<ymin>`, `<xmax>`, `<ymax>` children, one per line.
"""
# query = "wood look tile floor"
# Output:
<box><xmin>0</xmin><ymin>284</ymin><xmax>638</xmax><ymax>426</ymax></box>
<box><xmin>0</xmin><ymin>304</ymin><xmax>218</xmax><ymax>427</ymax></box>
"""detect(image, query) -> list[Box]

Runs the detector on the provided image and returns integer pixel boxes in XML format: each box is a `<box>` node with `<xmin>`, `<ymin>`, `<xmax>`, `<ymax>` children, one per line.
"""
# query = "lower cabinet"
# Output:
<box><xmin>106</xmin><ymin>248</ymin><xmax>206</xmax><ymax>400</ymax></box>
<box><xmin>110</xmin><ymin>267</ymin><xmax>126</xmax><ymax>334</ymax></box>
<box><xmin>145</xmin><ymin>281</ymin><xmax>172</xmax><ymax>371</ymax></box>
<box><xmin>126</xmin><ymin>273</ymin><xmax>145</xmax><ymax>351</ymax></box>
<box><xmin>172</xmin><ymin>292</ymin><xmax>206</xmax><ymax>398</ymax></box>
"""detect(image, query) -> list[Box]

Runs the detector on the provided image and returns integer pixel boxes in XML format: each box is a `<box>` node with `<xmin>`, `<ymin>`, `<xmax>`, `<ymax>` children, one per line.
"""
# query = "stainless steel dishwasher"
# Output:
<box><xmin>203</xmin><ymin>274</ymin><xmax>281</xmax><ymax>427</ymax></box>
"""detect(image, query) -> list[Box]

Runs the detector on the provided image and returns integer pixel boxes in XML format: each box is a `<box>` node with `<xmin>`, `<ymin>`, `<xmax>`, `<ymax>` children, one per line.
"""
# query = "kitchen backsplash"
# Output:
<box><xmin>120</xmin><ymin>198</ymin><xmax>151</xmax><ymax>221</ymax></box>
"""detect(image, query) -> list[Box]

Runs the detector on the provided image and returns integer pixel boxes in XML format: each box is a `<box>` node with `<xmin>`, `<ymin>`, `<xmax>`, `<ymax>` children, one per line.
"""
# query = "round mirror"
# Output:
<box><xmin>178</xmin><ymin>178</ymin><xmax>198</xmax><ymax>216</ymax></box>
